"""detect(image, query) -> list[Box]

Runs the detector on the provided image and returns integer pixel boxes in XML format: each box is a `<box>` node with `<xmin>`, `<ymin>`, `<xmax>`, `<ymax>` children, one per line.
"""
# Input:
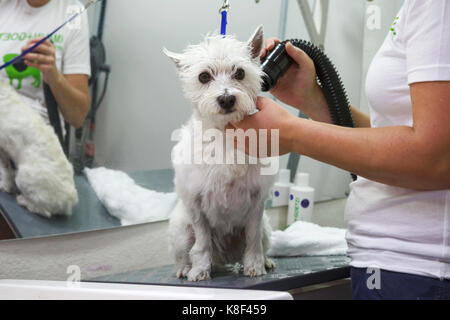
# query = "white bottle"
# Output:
<box><xmin>287</xmin><ymin>173</ymin><xmax>315</xmax><ymax>226</ymax></box>
<box><xmin>270</xmin><ymin>169</ymin><xmax>294</xmax><ymax>207</ymax></box>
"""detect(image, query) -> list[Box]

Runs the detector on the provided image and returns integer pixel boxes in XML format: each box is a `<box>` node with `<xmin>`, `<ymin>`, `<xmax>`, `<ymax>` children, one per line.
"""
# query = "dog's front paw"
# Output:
<box><xmin>187</xmin><ymin>267</ymin><xmax>211</xmax><ymax>282</ymax></box>
<box><xmin>265</xmin><ymin>256</ymin><xmax>276</xmax><ymax>270</ymax></box>
<box><xmin>176</xmin><ymin>265</ymin><xmax>192</xmax><ymax>279</ymax></box>
<box><xmin>244</xmin><ymin>256</ymin><xmax>267</xmax><ymax>277</ymax></box>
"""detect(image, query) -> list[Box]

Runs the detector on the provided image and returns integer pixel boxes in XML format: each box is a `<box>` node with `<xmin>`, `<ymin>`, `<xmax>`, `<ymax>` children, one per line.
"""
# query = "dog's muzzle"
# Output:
<box><xmin>217</xmin><ymin>94</ymin><xmax>236</xmax><ymax>113</ymax></box>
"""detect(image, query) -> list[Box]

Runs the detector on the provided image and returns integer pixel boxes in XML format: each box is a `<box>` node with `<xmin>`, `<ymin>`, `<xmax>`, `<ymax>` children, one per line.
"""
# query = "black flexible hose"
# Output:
<box><xmin>261</xmin><ymin>40</ymin><xmax>355</xmax><ymax>128</ymax></box>
<box><xmin>288</xmin><ymin>40</ymin><xmax>354</xmax><ymax>128</ymax></box>
<box><xmin>261</xmin><ymin>40</ymin><xmax>357</xmax><ymax>180</ymax></box>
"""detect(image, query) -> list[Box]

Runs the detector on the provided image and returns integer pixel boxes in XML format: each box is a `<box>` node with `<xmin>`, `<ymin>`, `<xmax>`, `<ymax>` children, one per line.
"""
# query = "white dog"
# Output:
<box><xmin>0</xmin><ymin>76</ymin><xmax>78</xmax><ymax>218</ymax></box>
<box><xmin>165</xmin><ymin>26</ymin><xmax>276</xmax><ymax>281</ymax></box>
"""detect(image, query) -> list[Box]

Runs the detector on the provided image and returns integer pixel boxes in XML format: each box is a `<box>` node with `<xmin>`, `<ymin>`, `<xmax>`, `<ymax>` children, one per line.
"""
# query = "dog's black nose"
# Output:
<box><xmin>217</xmin><ymin>94</ymin><xmax>236</xmax><ymax>111</ymax></box>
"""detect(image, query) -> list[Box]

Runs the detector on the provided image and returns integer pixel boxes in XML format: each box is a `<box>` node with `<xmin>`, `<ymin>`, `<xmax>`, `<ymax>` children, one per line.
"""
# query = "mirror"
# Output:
<box><xmin>0</xmin><ymin>0</ymin><xmax>375</xmax><ymax>242</ymax></box>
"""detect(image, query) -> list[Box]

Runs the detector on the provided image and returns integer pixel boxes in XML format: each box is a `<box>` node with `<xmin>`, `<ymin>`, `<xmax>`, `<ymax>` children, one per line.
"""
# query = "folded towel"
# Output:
<box><xmin>268</xmin><ymin>221</ymin><xmax>348</xmax><ymax>257</ymax></box>
<box><xmin>84</xmin><ymin>167</ymin><xmax>178</xmax><ymax>226</ymax></box>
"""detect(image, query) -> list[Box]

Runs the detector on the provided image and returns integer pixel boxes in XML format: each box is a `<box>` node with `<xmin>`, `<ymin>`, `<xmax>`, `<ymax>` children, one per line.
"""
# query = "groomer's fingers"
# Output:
<box><xmin>260</xmin><ymin>37</ymin><xmax>281</xmax><ymax>59</ymax></box>
<box><xmin>225</xmin><ymin>123</ymin><xmax>235</xmax><ymax>130</ymax></box>
<box><xmin>22</xmin><ymin>38</ymin><xmax>54</xmax><ymax>56</ymax></box>
<box><xmin>24</xmin><ymin>61</ymin><xmax>47</xmax><ymax>71</ymax></box>
<box><xmin>255</xmin><ymin>97</ymin><xmax>269</xmax><ymax>111</ymax></box>
<box><xmin>23</xmin><ymin>41</ymin><xmax>54</xmax><ymax>53</ymax></box>
<box><xmin>24</xmin><ymin>52</ymin><xmax>55</xmax><ymax>66</ymax></box>
<box><xmin>23</xmin><ymin>46</ymin><xmax>55</xmax><ymax>62</ymax></box>
<box><xmin>265</xmin><ymin>37</ymin><xmax>281</xmax><ymax>48</ymax></box>
<box><xmin>285</xmin><ymin>42</ymin><xmax>311</xmax><ymax>67</ymax></box>
<box><xmin>30</xmin><ymin>43</ymin><xmax>54</xmax><ymax>56</ymax></box>
<box><xmin>21</xmin><ymin>37</ymin><xmax>45</xmax><ymax>51</ymax></box>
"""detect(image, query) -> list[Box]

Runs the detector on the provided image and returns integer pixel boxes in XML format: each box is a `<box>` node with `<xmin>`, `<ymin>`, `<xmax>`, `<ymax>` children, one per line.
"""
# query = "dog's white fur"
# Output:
<box><xmin>165</xmin><ymin>26</ymin><xmax>276</xmax><ymax>281</ymax></box>
<box><xmin>0</xmin><ymin>76</ymin><xmax>78</xmax><ymax>218</ymax></box>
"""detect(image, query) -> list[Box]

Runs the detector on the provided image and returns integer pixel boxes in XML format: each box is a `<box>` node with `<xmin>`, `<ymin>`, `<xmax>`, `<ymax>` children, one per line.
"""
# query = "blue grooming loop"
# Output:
<box><xmin>221</xmin><ymin>10</ymin><xmax>228</xmax><ymax>36</ymax></box>
<box><xmin>219</xmin><ymin>0</ymin><xmax>229</xmax><ymax>37</ymax></box>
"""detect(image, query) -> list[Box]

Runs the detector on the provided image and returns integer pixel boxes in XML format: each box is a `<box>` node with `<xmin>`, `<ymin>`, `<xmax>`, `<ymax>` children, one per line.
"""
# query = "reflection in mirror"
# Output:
<box><xmin>0</xmin><ymin>0</ymin><xmax>374</xmax><ymax>244</ymax></box>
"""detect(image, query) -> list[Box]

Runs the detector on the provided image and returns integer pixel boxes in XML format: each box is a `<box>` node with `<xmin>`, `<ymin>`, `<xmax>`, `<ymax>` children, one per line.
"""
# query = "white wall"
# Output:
<box><xmin>90</xmin><ymin>0</ymin><xmax>367</xmax><ymax>201</ymax></box>
<box><xmin>92</xmin><ymin>0</ymin><xmax>281</xmax><ymax>171</ymax></box>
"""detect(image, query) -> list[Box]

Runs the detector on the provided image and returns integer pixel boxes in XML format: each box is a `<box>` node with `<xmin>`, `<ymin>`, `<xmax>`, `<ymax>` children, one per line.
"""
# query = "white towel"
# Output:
<box><xmin>84</xmin><ymin>167</ymin><xmax>178</xmax><ymax>226</ymax></box>
<box><xmin>268</xmin><ymin>221</ymin><xmax>348</xmax><ymax>257</ymax></box>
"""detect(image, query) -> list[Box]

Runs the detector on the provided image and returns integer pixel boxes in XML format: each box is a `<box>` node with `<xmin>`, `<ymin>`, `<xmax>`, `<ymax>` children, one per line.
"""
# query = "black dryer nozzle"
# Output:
<box><xmin>260</xmin><ymin>43</ymin><xmax>293</xmax><ymax>92</ymax></box>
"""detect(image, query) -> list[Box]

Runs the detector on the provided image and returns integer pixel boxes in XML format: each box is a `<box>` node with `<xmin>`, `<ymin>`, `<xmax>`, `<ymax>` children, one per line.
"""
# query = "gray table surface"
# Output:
<box><xmin>0</xmin><ymin>169</ymin><xmax>175</xmax><ymax>239</ymax></box>
<box><xmin>0</xmin><ymin>168</ymin><xmax>351</xmax><ymax>291</ymax></box>
<box><xmin>88</xmin><ymin>255</ymin><xmax>351</xmax><ymax>291</ymax></box>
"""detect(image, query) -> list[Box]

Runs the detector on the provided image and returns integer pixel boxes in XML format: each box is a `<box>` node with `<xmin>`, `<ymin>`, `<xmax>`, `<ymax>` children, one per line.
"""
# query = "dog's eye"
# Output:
<box><xmin>234</xmin><ymin>68</ymin><xmax>245</xmax><ymax>81</ymax></box>
<box><xmin>199</xmin><ymin>72</ymin><xmax>212</xmax><ymax>84</ymax></box>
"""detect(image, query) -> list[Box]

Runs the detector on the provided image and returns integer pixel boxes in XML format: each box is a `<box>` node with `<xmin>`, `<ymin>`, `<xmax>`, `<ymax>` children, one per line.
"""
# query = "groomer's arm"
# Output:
<box><xmin>46</xmin><ymin>73</ymin><xmax>90</xmax><ymax>129</ymax></box>
<box><xmin>23</xmin><ymin>38</ymin><xmax>90</xmax><ymax>129</ymax></box>
<box><xmin>229</xmin><ymin>82</ymin><xmax>450</xmax><ymax>191</ymax></box>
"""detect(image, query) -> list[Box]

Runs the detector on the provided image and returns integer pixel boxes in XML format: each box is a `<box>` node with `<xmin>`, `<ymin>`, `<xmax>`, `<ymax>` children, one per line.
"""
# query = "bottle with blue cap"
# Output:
<box><xmin>270</xmin><ymin>169</ymin><xmax>294</xmax><ymax>207</ymax></box>
<box><xmin>287</xmin><ymin>173</ymin><xmax>315</xmax><ymax>226</ymax></box>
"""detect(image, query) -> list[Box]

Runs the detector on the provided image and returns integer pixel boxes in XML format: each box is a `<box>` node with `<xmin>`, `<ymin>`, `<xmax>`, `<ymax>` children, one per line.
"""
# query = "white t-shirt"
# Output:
<box><xmin>0</xmin><ymin>0</ymin><xmax>90</xmax><ymax>125</ymax></box>
<box><xmin>345</xmin><ymin>0</ymin><xmax>450</xmax><ymax>279</ymax></box>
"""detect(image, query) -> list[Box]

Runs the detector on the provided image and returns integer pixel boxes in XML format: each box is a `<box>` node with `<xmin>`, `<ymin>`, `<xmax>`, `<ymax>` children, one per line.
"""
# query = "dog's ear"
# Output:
<box><xmin>247</xmin><ymin>25</ymin><xmax>264</xmax><ymax>60</ymax></box>
<box><xmin>163</xmin><ymin>48</ymin><xmax>183</xmax><ymax>69</ymax></box>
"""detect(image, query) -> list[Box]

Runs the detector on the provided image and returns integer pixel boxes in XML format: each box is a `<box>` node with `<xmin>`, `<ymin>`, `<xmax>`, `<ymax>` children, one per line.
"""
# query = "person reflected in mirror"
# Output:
<box><xmin>0</xmin><ymin>0</ymin><xmax>91</xmax><ymax>129</ymax></box>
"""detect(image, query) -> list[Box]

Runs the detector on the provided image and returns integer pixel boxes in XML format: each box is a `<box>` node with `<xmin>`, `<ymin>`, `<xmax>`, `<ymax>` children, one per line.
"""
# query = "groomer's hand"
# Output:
<box><xmin>22</xmin><ymin>37</ymin><xmax>61</xmax><ymax>85</ymax></box>
<box><xmin>261</xmin><ymin>38</ymin><xmax>330</xmax><ymax>122</ymax></box>
<box><xmin>226</xmin><ymin>97</ymin><xmax>298</xmax><ymax>157</ymax></box>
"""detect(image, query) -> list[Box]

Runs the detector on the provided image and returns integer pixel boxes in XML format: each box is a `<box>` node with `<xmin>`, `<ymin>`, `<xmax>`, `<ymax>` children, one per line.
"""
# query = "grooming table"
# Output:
<box><xmin>87</xmin><ymin>255</ymin><xmax>350</xmax><ymax>292</ymax></box>
<box><xmin>0</xmin><ymin>168</ymin><xmax>351</xmax><ymax>292</ymax></box>
<box><xmin>0</xmin><ymin>169</ymin><xmax>174</xmax><ymax>238</ymax></box>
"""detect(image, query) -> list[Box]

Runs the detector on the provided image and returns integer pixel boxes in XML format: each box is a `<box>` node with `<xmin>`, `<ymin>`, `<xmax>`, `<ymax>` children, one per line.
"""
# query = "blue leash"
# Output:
<box><xmin>0</xmin><ymin>0</ymin><xmax>99</xmax><ymax>71</ymax></box>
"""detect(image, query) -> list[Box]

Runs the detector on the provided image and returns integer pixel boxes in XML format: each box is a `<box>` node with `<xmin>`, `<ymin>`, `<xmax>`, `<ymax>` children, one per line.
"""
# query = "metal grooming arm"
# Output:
<box><xmin>255</xmin><ymin>0</ymin><xmax>330</xmax><ymax>181</ymax></box>
<box><xmin>253</xmin><ymin>0</ymin><xmax>329</xmax><ymax>45</ymax></box>
<box><xmin>289</xmin><ymin>0</ymin><xmax>330</xmax><ymax>182</ymax></box>
<box><xmin>297</xmin><ymin>0</ymin><xmax>329</xmax><ymax>49</ymax></box>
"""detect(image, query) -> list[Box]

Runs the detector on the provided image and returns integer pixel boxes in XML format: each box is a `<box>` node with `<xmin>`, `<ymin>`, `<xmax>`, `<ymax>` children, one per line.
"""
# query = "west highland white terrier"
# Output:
<box><xmin>164</xmin><ymin>26</ymin><xmax>276</xmax><ymax>281</ymax></box>
<box><xmin>0</xmin><ymin>76</ymin><xmax>78</xmax><ymax>218</ymax></box>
